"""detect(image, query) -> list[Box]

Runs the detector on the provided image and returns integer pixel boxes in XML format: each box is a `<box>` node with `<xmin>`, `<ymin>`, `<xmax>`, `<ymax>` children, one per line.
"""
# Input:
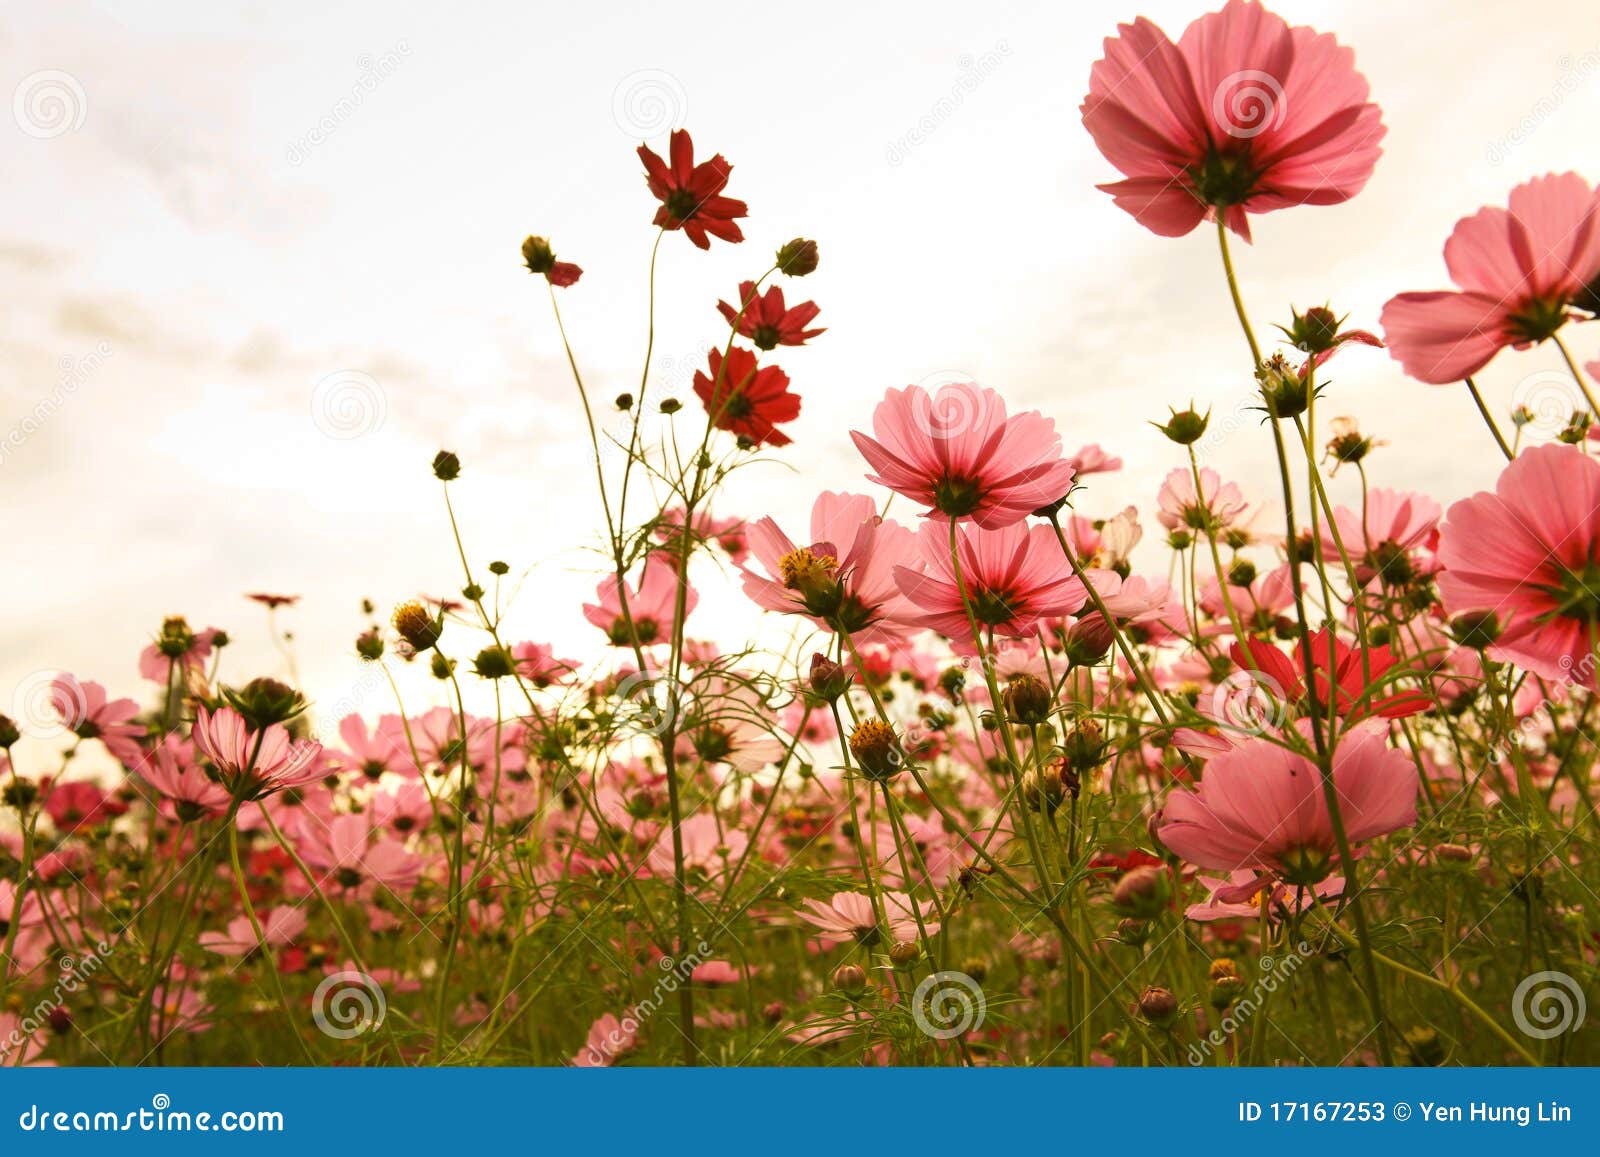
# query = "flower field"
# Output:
<box><xmin>5</xmin><ymin>0</ymin><xmax>1600</xmax><ymax>1068</ymax></box>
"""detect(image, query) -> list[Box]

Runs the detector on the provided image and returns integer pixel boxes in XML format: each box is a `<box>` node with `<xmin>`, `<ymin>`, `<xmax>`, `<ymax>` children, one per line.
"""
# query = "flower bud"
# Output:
<box><xmin>1116</xmin><ymin>917</ymin><xmax>1149</xmax><ymax>947</ymax></box>
<box><xmin>1432</xmin><ymin>842</ymin><xmax>1475</xmax><ymax>865</ymax></box>
<box><xmin>1152</xmin><ymin>405</ymin><xmax>1210</xmax><ymax>445</ymax></box>
<box><xmin>393</xmin><ymin>600</ymin><xmax>444</xmax><ymax>651</ymax></box>
<box><xmin>221</xmin><ymin>677</ymin><xmax>306</xmax><ymax>730</ymax></box>
<box><xmin>849</xmin><ymin>720</ymin><xmax>903</xmax><ymax>781</ymax></box>
<box><xmin>356</xmin><ymin>629</ymin><xmax>385</xmax><ymax>661</ymax></box>
<box><xmin>806</xmin><ymin>653</ymin><xmax>853</xmax><ymax>702</ymax></box>
<box><xmin>1278</xmin><ymin>304</ymin><xmax>1343</xmax><ymax>354</ymax></box>
<box><xmin>832</xmin><ymin>963</ymin><xmax>867</xmax><ymax>995</ymax></box>
<box><xmin>429</xmin><ymin>652</ymin><xmax>456</xmax><ymax>680</ymax></box>
<box><xmin>0</xmin><ymin>714</ymin><xmax>18</xmax><ymax>749</ymax></box>
<box><xmin>1112</xmin><ymin>865</ymin><xmax>1171</xmax><ymax>919</ymax></box>
<box><xmin>1226</xmin><ymin>558</ymin><xmax>1256</xmax><ymax>588</ymax></box>
<box><xmin>521</xmin><ymin>235</ymin><xmax>557</xmax><ymax>274</ymax></box>
<box><xmin>776</xmin><ymin>237</ymin><xmax>819</xmax><ymax>277</ymax></box>
<box><xmin>1137</xmin><ymin>985</ymin><xmax>1179</xmax><ymax>1026</ymax></box>
<box><xmin>1064</xmin><ymin>615</ymin><xmax>1114</xmax><ymax>667</ymax></box>
<box><xmin>471</xmin><ymin>646</ymin><xmax>516</xmax><ymax>680</ymax></box>
<box><xmin>889</xmin><ymin>940</ymin><xmax>920</xmax><ymax>967</ymax></box>
<box><xmin>1449</xmin><ymin>610</ymin><xmax>1500</xmax><ymax>649</ymax></box>
<box><xmin>432</xmin><ymin>450</ymin><xmax>461</xmax><ymax>481</ymax></box>
<box><xmin>1403</xmin><ymin>1026</ymin><xmax>1446</xmax><ymax>1067</ymax></box>
<box><xmin>1002</xmin><ymin>673</ymin><xmax>1052</xmax><ymax>725</ymax></box>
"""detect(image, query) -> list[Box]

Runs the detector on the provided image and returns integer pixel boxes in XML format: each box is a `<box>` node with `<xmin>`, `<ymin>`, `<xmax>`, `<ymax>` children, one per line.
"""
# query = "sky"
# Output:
<box><xmin>4</xmin><ymin>0</ymin><xmax>1600</xmax><ymax>772</ymax></box>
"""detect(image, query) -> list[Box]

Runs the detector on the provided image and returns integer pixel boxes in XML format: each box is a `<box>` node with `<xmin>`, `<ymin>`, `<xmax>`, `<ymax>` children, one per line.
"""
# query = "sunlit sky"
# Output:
<box><xmin>5</xmin><ymin>0</ymin><xmax>1600</xmax><ymax>770</ymax></box>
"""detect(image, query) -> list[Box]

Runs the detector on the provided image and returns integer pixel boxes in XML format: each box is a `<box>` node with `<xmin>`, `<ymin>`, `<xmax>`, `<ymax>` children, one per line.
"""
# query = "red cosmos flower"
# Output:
<box><xmin>638</xmin><ymin>129</ymin><xmax>747</xmax><ymax>249</ymax></box>
<box><xmin>246</xmin><ymin>592</ymin><xmax>300</xmax><ymax>609</ymax></box>
<box><xmin>692</xmin><ymin>346</ymin><xmax>801</xmax><ymax>447</ymax></box>
<box><xmin>1081</xmin><ymin>0</ymin><xmax>1385</xmax><ymax>241</ymax></box>
<box><xmin>1232</xmin><ymin>630</ymin><xmax>1429</xmax><ymax>721</ymax></box>
<box><xmin>717</xmin><ymin>282</ymin><xmax>824</xmax><ymax>350</ymax></box>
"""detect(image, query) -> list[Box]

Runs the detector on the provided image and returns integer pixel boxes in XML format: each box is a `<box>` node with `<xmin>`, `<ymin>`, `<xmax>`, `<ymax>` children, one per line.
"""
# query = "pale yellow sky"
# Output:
<box><xmin>5</xmin><ymin>0</ymin><xmax>1600</xmax><ymax>771</ymax></box>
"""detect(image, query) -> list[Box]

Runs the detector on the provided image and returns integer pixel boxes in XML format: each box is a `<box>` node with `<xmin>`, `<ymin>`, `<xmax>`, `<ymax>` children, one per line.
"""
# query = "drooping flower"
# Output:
<box><xmin>851</xmin><ymin>382</ymin><xmax>1076</xmax><ymax>529</ymax></box>
<box><xmin>717</xmin><ymin>282</ymin><xmax>824</xmax><ymax>350</ymax></box>
<box><xmin>740</xmin><ymin>491</ymin><xmax>914</xmax><ymax>645</ymax></box>
<box><xmin>582</xmin><ymin>561</ymin><xmax>697</xmax><ymax>647</ymax></box>
<box><xmin>894</xmin><ymin>520</ymin><xmax>1086</xmax><ymax>650</ymax></box>
<box><xmin>1437</xmin><ymin>443</ymin><xmax>1600</xmax><ymax>686</ymax></box>
<box><xmin>1382</xmin><ymin>173</ymin><xmax>1600</xmax><ymax>383</ymax></box>
<box><xmin>1156</xmin><ymin>721</ymin><xmax>1417</xmax><ymax>884</ymax></box>
<box><xmin>1081</xmin><ymin>0</ymin><xmax>1385</xmax><ymax>240</ymax></box>
<box><xmin>692</xmin><ymin>346</ymin><xmax>801</xmax><ymax>447</ymax></box>
<box><xmin>638</xmin><ymin>129</ymin><xmax>747</xmax><ymax>249</ymax></box>
<box><xmin>138</xmin><ymin>734</ymin><xmax>232</xmax><ymax>819</ymax></box>
<box><xmin>191</xmin><ymin>705</ymin><xmax>323</xmax><ymax>802</ymax></box>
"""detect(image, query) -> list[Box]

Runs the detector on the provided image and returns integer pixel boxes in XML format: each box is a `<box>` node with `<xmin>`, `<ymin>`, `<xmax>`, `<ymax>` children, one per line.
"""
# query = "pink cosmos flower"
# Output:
<box><xmin>572</xmin><ymin>1012</ymin><xmax>639</xmax><ymax>1067</ymax></box>
<box><xmin>740</xmin><ymin>491</ymin><xmax>914</xmax><ymax>646</ymax></box>
<box><xmin>653</xmin><ymin>507</ymin><xmax>749</xmax><ymax>566</ymax></box>
<box><xmin>1156</xmin><ymin>466</ymin><xmax>1247</xmax><ymax>533</ymax></box>
<box><xmin>138</xmin><ymin>734</ymin><xmax>232</xmax><ymax>819</ymax></box>
<box><xmin>1437</xmin><ymin>443</ymin><xmax>1600</xmax><ymax>686</ymax></box>
<box><xmin>1185</xmin><ymin>870</ymin><xmax>1344</xmax><ymax>922</ymax></box>
<box><xmin>1382</xmin><ymin>173</ymin><xmax>1600</xmax><ymax>383</ymax></box>
<box><xmin>894</xmin><ymin>520</ymin><xmax>1086</xmax><ymax>649</ymax></box>
<box><xmin>1066</xmin><ymin>444</ymin><xmax>1123</xmax><ymax>476</ymax></box>
<box><xmin>851</xmin><ymin>382</ymin><xmax>1077</xmax><ymax>529</ymax></box>
<box><xmin>1081</xmin><ymin>0</ymin><xmax>1385</xmax><ymax>240</ymax></box>
<box><xmin>1157</xmin><ymin>721</ymin><xmax>1417</xmax><ymax>884</ymax></box>
<box><xmin>329</xmin><ymin>714</ymin><xmax>407</xmax><ymax>782</ymax></box>
<box><xmin>510</xmin><ymin>642</ymin><xmax>579</xmax><ymax>688</ymax></box>
<box><xmin>191</xmin><ymin>705</ymin><xmax>323</xmax><ymax>801</ymax></box>
<box><xmin>645</xmin><ymin>812</ymin><xmax>750</xmax><ymax>878</ymax></box>
<box><xmin>798</xmin><ymin>889</ymin><xmax>940</xmax><ymax>944</ymax></box>
<box><xmin>296</xmin><ymin>813</ymin><xmax>424</xmax><ymax>894</ymax></box>
<box><xmin>138</xmin><ymin>622</ymin><xmax>222</xmax><ymax>683</ymax></box>
<box><xmin>198</xmin><ymin>906</ymin><xmax>307</xmax><ymax>956</ymax></box>
<box><xmin>582</xmin><ymin>561</ymin><xmax>696</xmax><ymax>647</ymax></box>
<box><xmin>50</xmin><ymin>674</ymin><xmax>144</xmax><ymax>766</ymax></box>
<box><xmin>1318</xmin><ymin>488</ymin><xmax>1441</xmax><ymax>587</ymax></box>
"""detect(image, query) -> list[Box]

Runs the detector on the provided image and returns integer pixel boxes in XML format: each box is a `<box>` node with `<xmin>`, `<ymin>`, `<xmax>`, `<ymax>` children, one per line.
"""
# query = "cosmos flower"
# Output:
<box><xmin>851</xmin><ymin>381</ymin><xmax>1076</xmax><ymax>528</ymax></box>
<box><xmin>1382</xmin><ymin>173</ymin><xmax>1600</xmax><ymax>383</ymax></box>
<box><xmin>1157</xmin><ymin>720</ymin><xmax>1417</xmax><ymax>884</ymax></box>
<box><xmin>1437</xmin><ymin>443</ymin><xmax>1600</xmax><ymax>686</ymax></box>
<box><xmin>717</xmin><ymin>282</ymin><xmax>824</xmax><ymax>349</ymax></box>
<box><xmin>582</xmin><ymin>561</ymin><xmax>697</xmax><ymax>647</ymax></box>
<box><xmin>1081</xmin><ymin>0</ymin><xmax>1385</xmax><ymax>240</ymax></box>
<box><xmin>693</xmin><ymin>346</ymin><xmax>801</xmax><ymax>447</ymax></box>
<box><xmin>638</xmin><ymin>129</ymin><xmax>747</xmax><ymax>249</ymax></box>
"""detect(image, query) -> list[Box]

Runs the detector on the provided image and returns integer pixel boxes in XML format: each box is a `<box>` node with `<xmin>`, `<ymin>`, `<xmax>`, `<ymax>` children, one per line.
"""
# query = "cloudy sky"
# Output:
<box><xmin>4</xmin><ymin>0</ymin><xmax>1600</xmax><ymax>768</ymax></box>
